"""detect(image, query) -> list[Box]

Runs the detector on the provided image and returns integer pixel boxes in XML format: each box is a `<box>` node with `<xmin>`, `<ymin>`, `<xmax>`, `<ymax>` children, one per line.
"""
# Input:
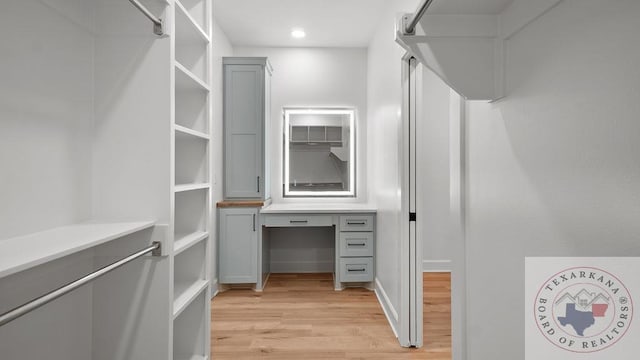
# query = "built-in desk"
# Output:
<box><xmin>259</xmin><ymin>203</ymin><xmax>377</xmax><ymax>291</ymax></box>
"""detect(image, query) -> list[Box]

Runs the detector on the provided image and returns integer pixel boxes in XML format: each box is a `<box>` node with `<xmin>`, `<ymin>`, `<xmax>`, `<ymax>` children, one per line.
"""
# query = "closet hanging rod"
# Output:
<box><xmin>0</xmin><ymin>241</ymin><xmax>161</xmax><ymax>327</ymax></box>
<box><xmin>403</xmin><ymin>0</ymin><xmax>435</xmax><ymax>35</ymax></box>
<box><xmin>128</xmin><ymin>0</ymin><xmax>164</xmax><ymax>35</ymax></box>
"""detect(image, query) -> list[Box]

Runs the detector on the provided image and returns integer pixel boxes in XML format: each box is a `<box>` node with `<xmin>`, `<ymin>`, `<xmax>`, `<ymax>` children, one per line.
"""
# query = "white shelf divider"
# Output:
<box><xmin>175</xmin><ymin>62</ymin><xmax>210</xmax><ymax>92</ymax></box>
<box><xmin>175</xmin><ymin>124</ymin><xmax>210</xmax><ymax>140</ymax></box>
<box><xmin>174</xmin><ymin>231</ymin><xmax>208</xmax><ymax>255</ymax></box>
<box><xmin>174</xmin><ymin>183</ymin><xmax>210</xmax><ymax>193</ymax></box>
<box><xmin>0</xmin><ymin>221</ymin><xmax>156</xmax><ymax>278</ymax></box>
<box><xmin>175</xmin><ymin>0</ymin><xmax>210</xmax><ymax>43</ymax></box>
<box><xmin>173</xmin><ymin>279</ymin><xmax>208</xmax><ymax>319</ymax></box>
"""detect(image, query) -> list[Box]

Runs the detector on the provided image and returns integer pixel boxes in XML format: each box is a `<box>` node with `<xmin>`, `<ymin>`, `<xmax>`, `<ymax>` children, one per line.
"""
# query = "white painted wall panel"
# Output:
<box><xmin>418</xmin><ymin>69</ymin><xmax>453</xmax><ymax>269</ymax></box>
<box><xmin>0</xmin><ymin>0</ymin><xmax>93</xmax><ymax>240</ymax></box>
<box><xmin>366</xmin><ymin>0</ymin><xmax>420</xmax><ymax>334</ymax></box>
<box><xmin>465</xmin><ymin>0</ymin><xmax>640</xmax><ymax>358</ymax></box>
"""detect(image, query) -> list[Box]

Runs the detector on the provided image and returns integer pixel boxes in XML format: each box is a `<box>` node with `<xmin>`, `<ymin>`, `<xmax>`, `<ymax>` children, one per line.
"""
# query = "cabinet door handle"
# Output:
<box><xmin>348</xmin><ymin>243</ymin><xmax>367</xmax><ymax>247</ymax></box>
<box><xmin>348</xmin><ymin>268</ymin><xmax>366</xmax><ymax>272</ymax></box>
<box><xmin>289</xmin><ymin>220</ymin><xmax>308</xmax><ymax>224</ymax></box>
<box><xmin>347</xmin><ymin>221</ymin><xmax>366</xmax><ymax>225</ymax></box>
<box><xmin>253</xmin><ymin>214</ymin><xmax>256</xmax><ymax>232</ymax></box>
<box><xmin>257</xmin><ymin>176</ymin><xmax>260</xmax><ymax>193</ymax></box>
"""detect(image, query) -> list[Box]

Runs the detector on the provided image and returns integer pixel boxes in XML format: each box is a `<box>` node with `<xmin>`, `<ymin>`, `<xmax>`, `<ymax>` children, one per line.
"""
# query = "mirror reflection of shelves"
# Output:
<box><xmin>290</xmin><ymin>125</ymin><xmax>343</xmax><ymax>145</ymax></box>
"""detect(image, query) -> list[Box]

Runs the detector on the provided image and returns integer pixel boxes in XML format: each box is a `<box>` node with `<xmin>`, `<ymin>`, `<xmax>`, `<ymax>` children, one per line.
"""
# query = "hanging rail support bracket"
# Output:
<box><xmin>128</xmin><ymin>0</ymin><xmax>164</xmax><ymax>36</ymax></box>
<box><xmin>151</xmin><ymin>241</ymin><xmax>162</xmax><ymax>256</ymax></box>
<box><xmin>403</xmin><ymin>0</ymin><xmax>435</xmax><ymax>35</ymax></box>
<box><xmin>153</xmin><ymin>19</ymin><xmax>164</xmax><ymax>36</ymax></box>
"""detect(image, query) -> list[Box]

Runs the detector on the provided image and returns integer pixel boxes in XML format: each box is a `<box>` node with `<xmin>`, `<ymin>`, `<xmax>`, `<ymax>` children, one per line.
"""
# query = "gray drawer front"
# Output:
<box><xmin>262</xmin><ymin>214</ymin><xmax>333</xmax><ymax>227</ymax></box>
<box><xmin>339</xmin><ymin>232</ymin><xmax>374</xmax><ymax>257</ymax></box>
<box><xmin>339</xmin><ymin>215</ymin><xmax>374</xmax><ymax>232</ymax></box>
<box><xmin>339</xmin><ymin>257</ymin><xmax>373</xmax><ymax>282</ymax></box>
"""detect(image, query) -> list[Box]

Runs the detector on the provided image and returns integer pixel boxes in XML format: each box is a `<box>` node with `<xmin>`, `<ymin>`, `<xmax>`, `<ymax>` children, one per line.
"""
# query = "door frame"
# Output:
<box><xmin>399</xmin><ymin>53</ymin><xmax>424</xmax><ymax>347</ymax></box>
<box><xmin>400</xmin><ymin>53</ymin><xmax>468</xmax><ymax>358</ymax></box>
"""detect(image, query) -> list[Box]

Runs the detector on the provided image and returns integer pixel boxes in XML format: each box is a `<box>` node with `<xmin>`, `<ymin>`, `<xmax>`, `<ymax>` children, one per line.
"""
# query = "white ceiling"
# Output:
<box><xmin>213</xmin><ymin>0</ymin><xmax>515</xmax><ymax>48</ymax></box>
<box><xmin>213</xmin><ymin>0</ymin><xmax>388</xmax><ymax>48</ymax></box>
<box><xmin>428</xmin><ymin>0</ymin><xmax>514</xmax><ymax>14</ymax></box>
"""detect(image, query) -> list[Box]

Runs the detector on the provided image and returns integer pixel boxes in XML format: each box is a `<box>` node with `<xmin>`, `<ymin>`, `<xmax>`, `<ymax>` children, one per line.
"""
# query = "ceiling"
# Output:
<box><xmin>428</xmin><ymin>0</ymin><xmax>514</xmax><ymax>15</ymax></box>
<box><xmin>213</xmin><ymin>0</ymin><xmax>515</xmax><ymax>48</ymax></box>
<box><xmin>213</xmin><ymin>0</ymin><xmax>388</xmax><ymax>48</ymax></box>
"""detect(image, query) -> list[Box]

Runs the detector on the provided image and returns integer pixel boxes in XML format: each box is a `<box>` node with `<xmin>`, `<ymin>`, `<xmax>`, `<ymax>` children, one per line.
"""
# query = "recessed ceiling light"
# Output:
<box><xmin>291</xmin><ymin>28</ymin><xmax>306</xmax><ymax>39</ymax></box>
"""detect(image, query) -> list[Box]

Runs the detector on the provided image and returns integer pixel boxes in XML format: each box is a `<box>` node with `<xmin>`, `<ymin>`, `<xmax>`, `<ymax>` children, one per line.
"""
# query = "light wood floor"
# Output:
<box><xmin>211</xmin><ymin>273</ymin><xmax>451</xmax><ymax>359</ymax></box>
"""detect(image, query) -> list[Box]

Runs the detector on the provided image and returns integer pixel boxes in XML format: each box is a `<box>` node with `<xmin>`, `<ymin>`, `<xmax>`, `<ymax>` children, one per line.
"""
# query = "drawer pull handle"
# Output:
<box><xmin>348</xmin><ymin>243</ymin><xmax>367</xmax><ymax>247</ymax></box>
<box><xmin>347</xmin><ymin>221</ymin><xmax>366</xmax><ymax>225</ymax></box>
<box><xmin>290</xmin><ymin>220</ymin><xmax>308</xmax><ymax>224</ymax></box>
<box><xmin>348</xmin><ymin>268</ymin><xmax>366</xmax><ymax>272</ymax></box>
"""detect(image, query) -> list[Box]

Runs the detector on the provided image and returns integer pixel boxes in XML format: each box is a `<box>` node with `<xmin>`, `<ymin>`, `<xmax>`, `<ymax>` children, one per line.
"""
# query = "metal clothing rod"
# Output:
<box><xmin>128</xmin><ymin>0</ymin><xmax>164</xmax><ymax>35</ymax></box>
<box><xmin>404</xmin><ymin>0</ymin><xmax>436</xmax><ymax>35</ymax></box>
<box><xmin>0</xmin><ymin>242</ymin><xmax>161</xmax><ymax>327</ymax></box>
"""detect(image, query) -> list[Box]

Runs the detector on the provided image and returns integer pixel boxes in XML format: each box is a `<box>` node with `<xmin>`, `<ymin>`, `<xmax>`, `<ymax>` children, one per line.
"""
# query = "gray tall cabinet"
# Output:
<box><xmin>223</xmin><ymin>57</ymin><xmax>272</xmax><ymax>200</ymax></box>
<box><xmin>219</xmin><ymin>58</ymin><xmax>272</xmax><ymax>285</ymax></box>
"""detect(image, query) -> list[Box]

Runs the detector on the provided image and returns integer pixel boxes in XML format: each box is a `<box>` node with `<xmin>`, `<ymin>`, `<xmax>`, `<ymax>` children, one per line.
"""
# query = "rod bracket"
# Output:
<box><xmin>151</xmin><ymin>241</ymin><xmax>162</xmax><ymax>256</ymax></box>
<box><xmin>402</xmin><ymin>15</ymin><xmax>416</xmax><ymax>35</ymax></box>
<box><xmin>153</xmin><ymin>19</ymin><xmax>164</xmax><ymax>36</ymax></box>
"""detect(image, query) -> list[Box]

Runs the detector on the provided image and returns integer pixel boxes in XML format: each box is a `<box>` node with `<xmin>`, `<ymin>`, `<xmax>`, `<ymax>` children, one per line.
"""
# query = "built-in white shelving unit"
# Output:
<box><xmin>171</xmin><ymin>0</ymin><xmax>212</xmax><ymax>358</ymax></box>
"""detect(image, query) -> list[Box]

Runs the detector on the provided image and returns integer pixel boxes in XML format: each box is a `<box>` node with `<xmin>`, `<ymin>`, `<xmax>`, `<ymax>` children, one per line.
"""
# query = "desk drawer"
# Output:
<box><xmin>339</xmin><ymin>232</ymin><xmax>374</xmax><ymax>257</ymax></box>
<box><xmin>262</xmin><ymin>214</ymin><xmax>333</xmax><ymax>227</ymax></box>
<box><xmin>339</xmin><ymin>257</ymin><xmax>373</xmax><ymax>282</ymax></box>
<box><xmin>339</xmin><ymin>215</ymin><xmax>374</xmax><ymax>232</ymax></box>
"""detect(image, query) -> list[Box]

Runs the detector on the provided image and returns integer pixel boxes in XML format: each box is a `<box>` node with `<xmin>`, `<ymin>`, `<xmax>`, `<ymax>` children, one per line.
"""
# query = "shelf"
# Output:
<box><xmin>175</xmin><ymin>124</ymin><xmax>209</xmax><ymax>140</ymax></box>
<box><xmin>176</xmin><ymin>89</ymin><xmax>209</xmax><ymax>133</ymax></box>
<box><xmin>175</xmin><ymin>189</ymin><xmax>207</xmax><ymax>236</ymax></box>
<box><xmin>173</xmin><ymin>279</ymin><xmax>208</xmax><ymax>319</ymax></box>
<box><xmin>0</xmin><ymin>221</ymin><xmax>155</xmax><ymax>278</ymax></box>
<box><xmin>175</xmin><ymin>183</ymin><xmax>210</xmax><ymax>193</ymax></box>
<box><xmin>175</xmin><ymin>0</ymin><xmax>209</xmax><ymax>43</ymax></box>
<box><xmin>175</xmin><ymin>135</ymin><xmax>208</xmax><ymax>185</ymax></box>
<box><xmin>175</xmin><ymin>62</ymin><xmax>210</xmax><ymax>92</ymax></box>
<box><xmin>173</xmin><ymin>289</ymin><xmax>208</xmax><ymax>360</ymax></box>
<box><xmin>174</xmin><ymin>231</ymin><xmax>208</xmax><ymax>255</ymax></box>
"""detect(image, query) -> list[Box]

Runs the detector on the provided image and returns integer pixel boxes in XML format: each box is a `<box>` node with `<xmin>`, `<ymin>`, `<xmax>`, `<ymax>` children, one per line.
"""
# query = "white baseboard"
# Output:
<box><xmin>374</xmin><ymin>277</ymin><xmax>399</xmax><ymax>339</ymax></box>
<box><xmin>269</xmin><ymin>260</ymin><xmax>334</xmax><ymax>273</ymax></box>
<box><xmin>423</xmin><ymin>260</ymin><xmax>452</xmax><ymax>272</ymax></box>
<box><xmin>210</xmin><ymin>279</ymin><xmax>219</xmax><ymax>299</ymax></box>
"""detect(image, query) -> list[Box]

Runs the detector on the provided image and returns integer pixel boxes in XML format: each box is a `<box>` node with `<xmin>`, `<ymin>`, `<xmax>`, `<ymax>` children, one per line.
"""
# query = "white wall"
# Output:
<box><xmin>0</xmin><ymin>0</ymin><xmax>94</xmax><ymax>240</ymax></box>
<box><xmin>367</xmin><ymin>0</ymin><xmax>419</xmax><ymax>336</ymax></box>
<box><xmin>0</xmin><ymin>1</ymin><xmax>94</xmax><ymax>359</ymax></box>
<box><xmin>211</xmin><ymin>14</ymin><xmax>234</xmax><ymax>289</ymax></box>
<box><xmin>233</xmin><ymin>47</ymin><xmax>368</xmax><ymax>204</ymax></box>
<box><xmin>232</xmin><ymin>47</ymin><xmax>368</xmax><ymax>273</ymax></box>
<box><xmin>464</xmin><ymin>0</ymin><xmax>640</xmax><ymax>358</ymax></box>
<box><xmin>418</xmin><ymin>68</ymin><xmax>454</xmax><ymax>271</ymax></box>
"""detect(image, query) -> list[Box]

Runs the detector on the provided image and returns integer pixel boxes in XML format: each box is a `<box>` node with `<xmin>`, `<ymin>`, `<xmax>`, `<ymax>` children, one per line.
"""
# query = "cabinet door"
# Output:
<box><xmin>224</xmin><ymin>64</ymin><xmax>264</xmax><ymax>199</ymax></box>
<box><xmin>219</xmin><ymin>208</ymin><xmax>258</xmax><ymax>283</ymax></box>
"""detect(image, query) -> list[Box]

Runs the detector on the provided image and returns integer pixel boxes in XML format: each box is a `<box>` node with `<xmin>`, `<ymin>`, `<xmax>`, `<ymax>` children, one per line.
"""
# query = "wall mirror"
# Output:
<box><xmin>283</xmin><ymin>108</ymin><xmax>355</xmax><ymax>197</ymax></box>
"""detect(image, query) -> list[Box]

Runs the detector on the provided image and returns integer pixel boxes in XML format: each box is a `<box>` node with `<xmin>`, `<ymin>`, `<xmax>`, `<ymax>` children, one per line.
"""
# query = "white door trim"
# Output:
<box><xmin>400</xmin><ymin>53</ymin><xmax>424</xmax><ymax>348</ymax></box>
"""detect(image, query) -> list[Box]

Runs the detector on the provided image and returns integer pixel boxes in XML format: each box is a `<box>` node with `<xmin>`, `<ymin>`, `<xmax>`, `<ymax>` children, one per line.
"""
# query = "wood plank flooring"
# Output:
<box><xmin>211</xmin><ymin>273</ymin><xmax>451</xmax><ymax>359</ymax></box>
